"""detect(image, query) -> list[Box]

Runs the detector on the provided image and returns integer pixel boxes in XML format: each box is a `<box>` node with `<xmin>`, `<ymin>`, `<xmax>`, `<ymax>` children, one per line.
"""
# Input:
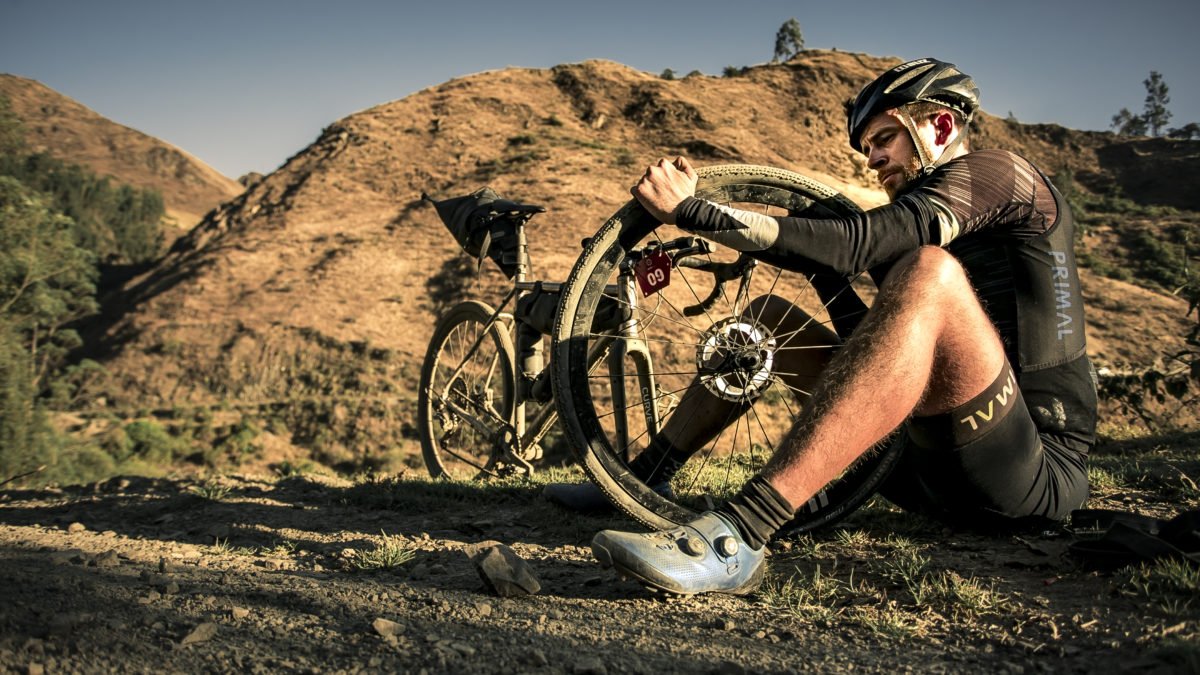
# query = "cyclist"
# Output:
<box><xmin>571</xmin><ymin>57</ymin><xmax>1097</xmax><ymax>596</ymax></box>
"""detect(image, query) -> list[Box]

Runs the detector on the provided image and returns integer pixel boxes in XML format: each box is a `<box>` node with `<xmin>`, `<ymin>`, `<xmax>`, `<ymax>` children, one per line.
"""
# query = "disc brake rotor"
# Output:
<box><xmin>695</xmin><ymin>317</ymin><xmax>778</xmax><ymax>402</ymax></box>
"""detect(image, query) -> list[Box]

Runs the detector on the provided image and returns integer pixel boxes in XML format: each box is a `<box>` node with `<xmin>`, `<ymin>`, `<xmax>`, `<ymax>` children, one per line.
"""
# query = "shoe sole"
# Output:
<box><xmin>591</xmin><ymin>540</ymin><xmax>764</xmax><ymax>597</ymax></box>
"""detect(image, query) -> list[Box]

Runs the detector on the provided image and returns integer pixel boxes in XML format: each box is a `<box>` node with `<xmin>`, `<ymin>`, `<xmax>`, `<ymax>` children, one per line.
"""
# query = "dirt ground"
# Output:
<box><xmin>1</xmin><ymin>441</ymin><xmax>1198</xmax><ymax>675</ymax></box>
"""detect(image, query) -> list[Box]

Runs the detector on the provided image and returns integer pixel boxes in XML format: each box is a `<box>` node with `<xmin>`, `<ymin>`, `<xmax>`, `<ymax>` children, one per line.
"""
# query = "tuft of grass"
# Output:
<box><xmin>189</xmin><ymin>481</ymin><xmax>231</xmax><ymax>501</ymax></box>
<box><xmin>872</xmin><ymin>549</ymin><xmax>1007</xmax><ymax>617</ymax></box>
<box><xmin>760</xmin><ymin>565</ymin><xmax>846</xmax><ymax>625</ymax></box>
<box><xmin>855</xmin><ymin>601</ymin><xmax>922</xmax><ymax>639</ymax></box>
<box><xmin>1088</xmin><ymin>465</ymin><xmax>1126</xmax><ymax>492</ymax></box>
<box><xmin>1088</xmin><ymin>454</ymin><xmax>1200</xmax><ymax>501</ymax></box>
<box><xmin>1121</xmin><ymin>557</ymin><xmax>1200</xmax><ymax>610</ymax></box>
<box><xmin>834</xmin><ymin>529</ymin><xmax>873</xmax><ymax>549</ymax></box>
<box><xmin>920</xmin><ymin>570</ymin><xmax>1009</xmax><ymax>617</ymax></box>
<box><xmin>349</xmin><ymin>531</ymin><xmax>416</xmax><ymax>571</ymax></box>
<box><xmin>264</xmin><ymin>539</ymin><xmax>298</xmax><ymax>556</ymax></box>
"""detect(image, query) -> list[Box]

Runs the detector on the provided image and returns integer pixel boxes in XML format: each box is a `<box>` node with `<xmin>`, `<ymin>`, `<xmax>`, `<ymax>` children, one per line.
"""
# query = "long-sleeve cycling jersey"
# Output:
<box><xmin>674</xmin><ymin>149</ymin><xmax>1097</xmax><ymax>446</ymax></box>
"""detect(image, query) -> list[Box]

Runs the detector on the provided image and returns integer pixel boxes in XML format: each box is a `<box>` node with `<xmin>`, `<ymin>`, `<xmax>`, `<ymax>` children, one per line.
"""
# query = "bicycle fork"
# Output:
<box><xmin>608</xmin><ymin>266</ymin><xmax>663</xmax><ymax>464</ymax></box>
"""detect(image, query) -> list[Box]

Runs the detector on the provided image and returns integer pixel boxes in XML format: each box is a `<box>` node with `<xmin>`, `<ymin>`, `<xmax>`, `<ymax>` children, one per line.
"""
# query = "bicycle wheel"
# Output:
<box><xmin>551</xmin><ymin>164</ymin><xmax>901</xmax><ymax>535</ymax></box>
<box><xmin>418</xmin><ymin>300</ymin><xmax>517</xmax><ymax>479</ymax></box>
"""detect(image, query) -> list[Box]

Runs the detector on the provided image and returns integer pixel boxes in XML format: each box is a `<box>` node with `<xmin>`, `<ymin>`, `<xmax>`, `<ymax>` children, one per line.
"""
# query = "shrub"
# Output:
<box><xmin>124</xmin><ymin>420</ymin><xmax>190</xmax><ymax>463</ymax></box>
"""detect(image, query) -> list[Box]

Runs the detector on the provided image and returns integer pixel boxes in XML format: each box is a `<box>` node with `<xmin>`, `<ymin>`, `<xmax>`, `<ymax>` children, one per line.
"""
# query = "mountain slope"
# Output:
<box><xmin>0</xmin><ymin>73</ymin><xmax>243</xmax><ymax>226</ymax></box>
<box><xmin>76</xmin><ymin>51</ymin><xmax>1195</xmax><ymax>466</ymax></box>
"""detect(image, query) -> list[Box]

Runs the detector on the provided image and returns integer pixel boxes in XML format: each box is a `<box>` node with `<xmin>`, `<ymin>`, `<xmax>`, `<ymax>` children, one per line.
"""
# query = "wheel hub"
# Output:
<box><xmin>695</xmin><ymin>317</ymin><xmax>777</xmax><ymax>402</ymax></box>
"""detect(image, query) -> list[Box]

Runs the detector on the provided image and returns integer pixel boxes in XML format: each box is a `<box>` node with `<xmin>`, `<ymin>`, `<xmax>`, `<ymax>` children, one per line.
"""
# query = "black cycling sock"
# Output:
<box><xmin>627</xmin><ymin>436</ymin><xmax>692</xmax><ymax>484</ymax></box>
<box><xmin>718</xmin><ymin>476</ymin><xmax>796</xmax><ymax>550</ymax></box>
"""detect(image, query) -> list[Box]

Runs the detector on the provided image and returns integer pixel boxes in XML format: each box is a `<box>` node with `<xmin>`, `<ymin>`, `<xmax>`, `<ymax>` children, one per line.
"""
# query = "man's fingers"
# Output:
<box><xmin>676</xmin><ymin>156</ymin><xmax>698</xmax><ymax>180</ymax></box>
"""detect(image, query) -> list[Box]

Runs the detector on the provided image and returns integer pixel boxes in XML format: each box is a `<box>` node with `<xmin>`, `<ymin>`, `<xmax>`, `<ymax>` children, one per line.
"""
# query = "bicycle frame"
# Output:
<box><xmin>424</xmin><ymin>196</ymin><xmax>699</xmax><ymax>478</ymax></box>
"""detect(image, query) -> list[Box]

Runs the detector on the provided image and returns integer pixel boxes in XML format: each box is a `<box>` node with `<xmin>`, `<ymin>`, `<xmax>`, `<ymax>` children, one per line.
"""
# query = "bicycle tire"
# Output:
<box><xmin>418</xmin><ymin>300</ymin><xmax>517</xmax><ymax>479</ymax></box>
<box><xmin>551</xmin><ymin>164</ymin><xmax>902</xmax><ymax>535</ymax></box>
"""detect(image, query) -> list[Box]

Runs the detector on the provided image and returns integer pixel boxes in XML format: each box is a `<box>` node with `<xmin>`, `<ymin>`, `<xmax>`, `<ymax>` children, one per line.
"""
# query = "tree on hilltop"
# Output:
<box><xmin>1142</xmin><ymin>71</ymin><xmax>1171</xmax><ymax>137</ymax></box>
<box><xmin>1168</xmin><ymin>122</ymin><xmax>1200</xmax><ymax>140</ymax></box>
<box><xmin>1111</xmin><ymin>70</ymin><xmax>1179</xmax><ymax>138</ymax></box>
<box><xmin>1111</xmin><ymin>107</ymin><xmax>1149</xmax><ymax>136</ymax></box>
<box><xmin>773</xmin><ymin>18</ymin><xmax>804</xmax><ymax>62</ymax></box>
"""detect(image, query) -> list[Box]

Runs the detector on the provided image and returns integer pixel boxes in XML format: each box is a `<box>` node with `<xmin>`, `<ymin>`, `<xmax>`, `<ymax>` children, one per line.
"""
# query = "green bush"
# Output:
<box><xmin>124</xmin><ymin>419</ymin><xmax>190</xmax><ymax>463</ymax></box>
<box><xmin>0</xmin><ymin>152</ymin><xmax>165</xmax><ymax>265</ymax></box>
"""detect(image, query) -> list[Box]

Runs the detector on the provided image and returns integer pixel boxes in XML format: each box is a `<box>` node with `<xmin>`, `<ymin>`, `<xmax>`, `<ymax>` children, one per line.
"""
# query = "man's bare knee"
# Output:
<box><xmin>745</xmin><ymin>294</ymin><xmax>796</xmax><ymax>322</ymax></box>
<box><xmin>883</xmin><ymin>246</ymin><xmax>972</xmax><ymax>301</ymax></box>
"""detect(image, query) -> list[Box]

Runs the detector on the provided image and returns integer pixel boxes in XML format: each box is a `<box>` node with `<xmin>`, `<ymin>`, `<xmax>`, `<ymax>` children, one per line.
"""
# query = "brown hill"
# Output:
<box><xmin>0</xmin><ymin>73</ymin><xmax>243</xmax><ymax>228</ymax></box>
<box><xmin>82</xmin><ymin>51</ymin><xmax>1195</xmax><ymax>467</ymax></box>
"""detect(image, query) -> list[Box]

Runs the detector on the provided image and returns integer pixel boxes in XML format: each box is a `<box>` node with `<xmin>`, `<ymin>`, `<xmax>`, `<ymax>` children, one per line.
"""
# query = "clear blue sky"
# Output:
<box><xmin>3</xmin><ymin>0</ymin><xmax>1197</xmax><ymax>179</ymax></box>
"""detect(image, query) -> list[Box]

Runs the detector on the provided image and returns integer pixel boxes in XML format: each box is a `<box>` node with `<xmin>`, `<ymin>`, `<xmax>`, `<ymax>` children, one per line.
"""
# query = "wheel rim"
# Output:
<box><xmin>422</xmin><ymin>304</ymin><xmax>515</xmax><ymax>479</ymax></box>
<box><xmin>554</xmin><ymin>165</ymin><xmax>897</xmax><ymax>534</ymax></box>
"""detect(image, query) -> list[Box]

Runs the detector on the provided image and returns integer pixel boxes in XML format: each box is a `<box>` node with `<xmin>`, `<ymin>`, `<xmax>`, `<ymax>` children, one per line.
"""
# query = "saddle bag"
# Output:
<box><xmin>424</xmin><ymin>188</ymin><xmax>543</xmax><ymax>279</ymax></box>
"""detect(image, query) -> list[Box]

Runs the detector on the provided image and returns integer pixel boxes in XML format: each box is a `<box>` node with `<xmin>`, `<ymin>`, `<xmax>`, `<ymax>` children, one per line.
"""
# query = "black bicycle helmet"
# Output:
<box><xmin>847</xmin><ymin>58</ymin><xmax>980</xmax><ymax>153</ymax></box>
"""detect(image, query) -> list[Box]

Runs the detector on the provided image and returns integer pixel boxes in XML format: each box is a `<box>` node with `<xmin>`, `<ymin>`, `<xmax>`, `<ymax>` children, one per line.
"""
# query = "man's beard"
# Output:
<box><xmin>882</xmin><ymin>156</ymin><xmax>922</xmax><ymax>201</ymax></box>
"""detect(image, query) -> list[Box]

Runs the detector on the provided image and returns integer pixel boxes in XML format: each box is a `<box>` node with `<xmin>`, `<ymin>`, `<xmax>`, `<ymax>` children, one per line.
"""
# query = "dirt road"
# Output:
<box><xmin>0</xmin><ymin>471</ymin><xmax>1195</xmax><ymax>674</ymax></box>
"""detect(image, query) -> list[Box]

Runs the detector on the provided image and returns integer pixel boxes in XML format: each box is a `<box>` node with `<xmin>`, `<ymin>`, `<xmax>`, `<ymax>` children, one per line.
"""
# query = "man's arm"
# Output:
<box><xmin>673</xmin><ymin>195</ymin><xmax>955</xmax><ymax>275</ymax></box>
<box><xmin>656</xmin><ymin>150</ymin><xmax>1055</xmax><ymax>276</ymax></box>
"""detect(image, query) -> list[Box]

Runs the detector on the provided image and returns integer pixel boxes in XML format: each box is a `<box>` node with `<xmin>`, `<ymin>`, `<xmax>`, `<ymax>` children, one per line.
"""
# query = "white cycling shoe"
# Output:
<box><xmin>591</xmin><ymin>511</ymin><xmax>765</xmax><ymax>596</ymax></box>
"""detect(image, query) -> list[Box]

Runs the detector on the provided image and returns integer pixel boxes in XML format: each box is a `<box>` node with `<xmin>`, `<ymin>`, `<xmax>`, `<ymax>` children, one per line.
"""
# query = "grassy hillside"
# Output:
<box><xmin>5</xmin><ymin>51</ymin><xmax>1197</xmax><ymax>484</ymax></box>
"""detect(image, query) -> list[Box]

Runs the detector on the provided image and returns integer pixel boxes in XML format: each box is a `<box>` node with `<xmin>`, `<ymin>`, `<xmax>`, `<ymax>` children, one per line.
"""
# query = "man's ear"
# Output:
<box><xmin>933</xmin><ymin>111</ymin><xmax>956</xmax><ymax>147</ymax></box>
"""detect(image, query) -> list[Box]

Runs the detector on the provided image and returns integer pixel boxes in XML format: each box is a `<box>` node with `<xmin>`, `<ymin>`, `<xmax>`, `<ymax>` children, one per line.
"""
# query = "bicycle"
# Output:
<box><xmin>420</xmin><ymin>165</ymin><xmax>901</xmax><ymax>537</ymax></box>
<box><xmin>418</xmin><ymin>188</ymin><xmax>711</xmax><ymax>480</ymax></box>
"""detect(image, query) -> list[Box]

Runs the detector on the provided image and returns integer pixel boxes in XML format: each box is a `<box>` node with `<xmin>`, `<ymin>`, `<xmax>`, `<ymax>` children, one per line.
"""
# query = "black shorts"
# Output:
<box><xmin>878</xmin><ymin>363</ymin><xmax>1090</xmax><ymax>529</ymax></box>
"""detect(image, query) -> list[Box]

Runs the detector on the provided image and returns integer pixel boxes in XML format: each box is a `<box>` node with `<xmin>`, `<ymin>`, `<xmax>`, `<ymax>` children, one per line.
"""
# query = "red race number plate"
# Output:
<box><xmin>634</xmin><ymin>250</ymin><xmax>671</xmax><ymax>297</ymax></box>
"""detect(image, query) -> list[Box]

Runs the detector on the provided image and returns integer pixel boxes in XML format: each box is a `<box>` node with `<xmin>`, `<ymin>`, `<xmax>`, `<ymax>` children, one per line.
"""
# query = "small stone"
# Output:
<box><xmin>163</xmin><ymin>582</ymin><xmax>180</xmax><ymax>595</ymax></box>
<box><xmin>463</xmin><ymin>541</ymin><xmax>540</xmax><ymax>597</ymax></box>
<box><xmin>547</xmin><ymin>609</ymin><xmax>564</xmax><ymax>621</ymax></box>
<box><xmin>372</xmin><ymin>618</ymin><xmax>402</xmax><ymax>638</ymax></box>
<box><xmin>450</xmin><ymin>642</ymin><xmax>476</xmax><ymax>657</ymax></box>
<box><xmin>230</xmin><ymin>607</ymin><xmax>250</xmax><ymax>620</ymax></box>
<box><xmin>180</xmin><ymin>622</ymin><xmax>217</xmax><ymax>646</ymax></box>
<box><xmin>474</xmin><ymin>602</ymin><xmax>493</xmax><ymax>618</ymax></box>
<box><xmin>717</xmin><ymin>619</ymin><xmax>736</xmax><ymax>631</ymax></box>
<box><xmin>528</xmin><ymin>650</ymin><xmax>549</xmax><ymax>667</ymax></box>
<box><xmin>66</xmin><ymin>522</ymin><xmax>86</xmax><ymax>534</ymax></box>
<box><xmin>27</xmin><ymin>663</ymin><xmax>45</xmax><ymax>675</ymax></box>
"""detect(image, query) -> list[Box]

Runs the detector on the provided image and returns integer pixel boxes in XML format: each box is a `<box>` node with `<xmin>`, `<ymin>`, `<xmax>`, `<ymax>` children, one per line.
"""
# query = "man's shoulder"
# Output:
<box><xmin>960</xmin><ymin>147</ymin><xmax>1038</xmax><ymax>168</ymax></box>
